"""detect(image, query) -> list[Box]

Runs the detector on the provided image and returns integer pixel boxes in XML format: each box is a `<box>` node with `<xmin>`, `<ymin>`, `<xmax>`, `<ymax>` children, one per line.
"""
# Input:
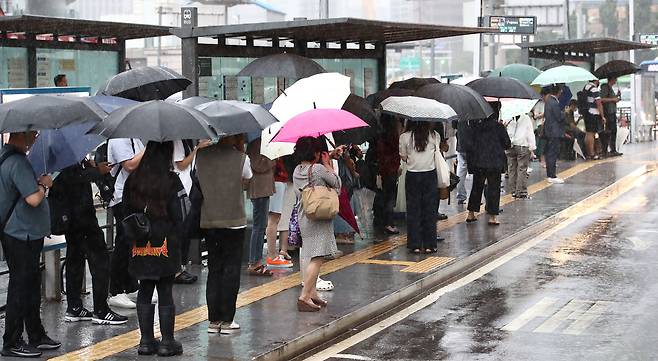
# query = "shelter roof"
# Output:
<box><xmin>0</xmin><ymin>15</ymin><xmax>171</xmax><ymax>40</ymax></box>
<box><xmin>518</xmin><ymin>37</ymin><xmax>654</xmax><ymax>56</ymax></box>
<box><xmin>171</xmin><ymin>17</ymin><xmax>494</xmax><ymax>44</ymax></box>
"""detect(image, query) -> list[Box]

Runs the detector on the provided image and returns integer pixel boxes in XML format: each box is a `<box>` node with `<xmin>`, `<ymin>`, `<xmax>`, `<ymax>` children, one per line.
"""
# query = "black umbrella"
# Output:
<box><xmin>236</xmin><ymin>53</ymin><xmax>326</xmax><ymax>79</ymax></box>
<box><xmin>416</xmin><ymin>83</ymin><xmax>493</xmax><ymax>121</ymax></box>
<box><xmin>467</xmin><ymin>77</ymin><xmax>540</xmax><ymax>100</ymax></box>
<box><xmin>366</xmin><ymin>88</ymin><xmax>416</xmax><ymax>107</ymax></box>
<box><xmin>195</xmin><ymin>100</ymin><xmax>278</xmax><ymax>136</ymax></box>
<box><xmin>594</xmin><ymin>60</ymin><xmax>641</xmax><ymax>79</ymax></box>
<box><xmin>336</xmin><ymin>94</ymin><xmax>380</xmax><ymax>144</ymax></box>
<box><xmin>0</xmin><ymin>95</ymin><xmax>107</xmax><ymax>133</ymax></box>
<box><xmin>97</xmin><ymin>66</ymin><xmax>192</xmax><ymax>101</ymax></box>
<box><xmin>389</xmin><ymin>77</ymin><xmax>440</xmax><ymax>91</ymax></box>
<box><xmin>176</xmin><ymin>96</ymin><xmax>215</xmax><ymax>108</ymax></box>
<box><xmin>89</xmin><ymin>100</ymin><xmax>219</xmax><ymax>141</ymax></box>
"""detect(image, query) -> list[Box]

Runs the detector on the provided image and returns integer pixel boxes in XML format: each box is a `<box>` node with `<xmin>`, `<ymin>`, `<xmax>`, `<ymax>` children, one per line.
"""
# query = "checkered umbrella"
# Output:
<box><xmin>380</xmin><ymin>96</ymin><xmax>458</xmax><ymax>122</ymax></box>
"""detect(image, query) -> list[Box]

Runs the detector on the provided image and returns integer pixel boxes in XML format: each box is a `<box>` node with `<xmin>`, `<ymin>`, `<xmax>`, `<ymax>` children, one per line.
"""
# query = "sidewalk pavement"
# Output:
<box><xmin>3</xmin><ymin>141</ymin><xmax>657</xmax><ymax>361</ymax></box>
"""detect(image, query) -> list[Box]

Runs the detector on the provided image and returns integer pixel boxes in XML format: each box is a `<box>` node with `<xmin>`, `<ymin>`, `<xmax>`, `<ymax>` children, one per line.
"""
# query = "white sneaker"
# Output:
<box><xmin>219</xmin><ymin>321</ymin><xmax>240</xmax><ymax>334</ymax></box>
<box><xmin>127</xmin><ymin>291</ymin><xmax>138</xmax><ymax>302</ymax></box>
<box><xmin>547</xmin><ymin>177</ymin><xmax>565</xmax><ymax>184</ymax></box>
<box><xmin>527</xmin><ymin>168</ymin><xmax>533</xmax><ymax>174</ymax></box>
<box><xmin>151</xmin><ymin>290</ymin><xmax>158</xmax><ymax>304</ymax></box>
<box><xmin>300</xmin><ymin>278</ymin><xmax>335</xmax><ymax>291</ymax></box>
<box><xmin>108</xmin><ymin>293</ymin><xmax>136</xmax><ymax>309</ymax></box>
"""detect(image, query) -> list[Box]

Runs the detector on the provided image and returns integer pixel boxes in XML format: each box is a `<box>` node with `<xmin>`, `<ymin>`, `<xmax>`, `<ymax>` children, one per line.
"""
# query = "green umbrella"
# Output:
<box><xmin>531</xmin><ymin>65</ymin><xmax>597</xmax><ymax>86</ymax></box>
<box><xmin>488</xmin><ymin>64</ymin><xmax>541</xmax><ymax>84</ymax></box>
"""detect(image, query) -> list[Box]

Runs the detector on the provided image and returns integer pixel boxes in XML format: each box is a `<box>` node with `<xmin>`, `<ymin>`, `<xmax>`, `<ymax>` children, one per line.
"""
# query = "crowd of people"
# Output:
<box><xmin>0</xmin><ymin>73</ymin><xmax>625</xmax><ymax>358</ymax></box>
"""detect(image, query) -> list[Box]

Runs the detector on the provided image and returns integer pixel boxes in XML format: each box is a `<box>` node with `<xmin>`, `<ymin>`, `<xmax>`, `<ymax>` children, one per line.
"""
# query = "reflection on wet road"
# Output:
<box><xmin>308</xmin><ymin>168</ymin><xmax>658</xmax><ymax>361</ymax></box>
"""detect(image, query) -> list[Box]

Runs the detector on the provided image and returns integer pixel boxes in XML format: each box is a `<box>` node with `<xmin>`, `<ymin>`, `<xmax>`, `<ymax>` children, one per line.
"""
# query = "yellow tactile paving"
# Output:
<box><xmin>51</xmin><ymin>151</ymin><xmax>657</xmax><ymax>361</ymax></box>
<box><xmin>359</xmin><ymin>259</ymin><xmax>418</xmax><ymax>267</ymax></box>
<box><xmin>401</xmin><ymin>257</ymin><xmax>454</xmax><ymax>273</ymax></box>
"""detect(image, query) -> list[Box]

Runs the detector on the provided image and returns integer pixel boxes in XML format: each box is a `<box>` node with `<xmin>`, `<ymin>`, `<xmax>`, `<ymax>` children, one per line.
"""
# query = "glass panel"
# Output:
<box><xmin>36</xmin><ymin>48</ymin><xmax>118</xmax><ymax>94</ymax></box>
<box><xmin>0</xmin><ymin>47</ymin><xmax>29</xmax><ymax>89</ymax></box>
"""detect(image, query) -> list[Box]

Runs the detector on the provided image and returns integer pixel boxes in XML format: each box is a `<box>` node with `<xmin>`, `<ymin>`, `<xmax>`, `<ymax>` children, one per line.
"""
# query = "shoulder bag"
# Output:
<box><xmin>122</xmin><ymin>205</ymin><xmax>151</xmax><ymax>241</ymax></box>
<box><xmin>301</xmin><ymin>165</ymin><xmax>339</xmax><ymax>221</ymax></box>
<box><xmin>434</xmin><ymin>134</ymin><xmax>451</xmax><ymax>189</ymax></box>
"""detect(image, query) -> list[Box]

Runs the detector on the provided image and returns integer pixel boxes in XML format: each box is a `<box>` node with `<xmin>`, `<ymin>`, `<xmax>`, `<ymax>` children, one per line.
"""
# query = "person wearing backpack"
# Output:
<box><xmin>0</xmin><ymin>131</ymin><xmax>61</xmax><ymax>358</ymax></box>
<box><xmin>581</xmin><ymin>80</ymin><xmax>606</xmax><ymax>159</ymax></box>
<box><xmin>599</xmin><ymin>77</ymin><xmax>622</xmax><ymax>157</ymax></box>
<box><xmin>49</xmin><ymin>160</ymin><xmax>129</xmax><ymax>326</ymax></box>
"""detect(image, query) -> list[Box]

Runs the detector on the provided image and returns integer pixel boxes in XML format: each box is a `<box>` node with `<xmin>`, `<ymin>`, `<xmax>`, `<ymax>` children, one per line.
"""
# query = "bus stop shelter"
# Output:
<box><xmin>517</xmin><ymin>37</ymin><xmax>654</xmax><ymax>71</ymax></box>
<box><xmin>0</xmin><ymin>15</ymin><xmax>170</xmax><ymax>92</ymax></box>
<box><xmin>171</xmin><ymin>15</ymin><xmax>494</xmax><ymax>101</ymax></box>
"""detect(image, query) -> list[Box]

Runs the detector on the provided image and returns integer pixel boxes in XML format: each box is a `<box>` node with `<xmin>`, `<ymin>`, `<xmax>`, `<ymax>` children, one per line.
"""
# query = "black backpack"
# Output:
<box><xmin>576</xmin><ymin>89</ymin><xmax>590</xmax><ymax>117</ymax></box>
<box><xmin>93</xmin><ymin>141</ymin><xmax>116</xmax><ymax>205</ymax></box>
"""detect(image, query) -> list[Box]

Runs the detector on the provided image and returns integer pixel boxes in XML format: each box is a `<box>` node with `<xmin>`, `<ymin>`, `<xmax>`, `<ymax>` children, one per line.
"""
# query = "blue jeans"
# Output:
<box><xmin>456</xmin><ymin>152</ymin><xmax>468</xmax><ymax>202</ymax></box>
<box><xmin>248</xmin><ymin>197</ymin><xmax>269</xmax><ymax>265</ymax></box>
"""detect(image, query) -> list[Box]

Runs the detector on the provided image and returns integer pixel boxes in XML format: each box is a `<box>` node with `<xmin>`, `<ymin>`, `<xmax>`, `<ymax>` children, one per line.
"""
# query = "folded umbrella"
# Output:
<box><xmin>380</xmin><ymin>96</ymin><xmax>458</xmax><ymax>122</ymax></box>
<box><xmin>237</xmin><ymin>53</ymin><xmax>326</xmax><ymax>79</ymax></box>
<box><xmin>269</xmin><ymin>72</ymin><xmax>351</xmax><ymax>122</ymax></box>
<box><xmin>467</xmin><ymin>77</ymin><xmax>540</xmax><ymax>100</ymax></box>
<box><xmin>89</xmin><ymin>100</ymin><xmax>219</xmax><ymax>141</ymax></box>
<box><xmin>0</xmin><ymin>95</ymin><xmax>107</xmax><ymax>133</ymax></box>
<box><xmin>97</xmin><ymin>66</ymin><xmax>192</xmax><ymax>101</ymax></box>
<box><xmin>271</xmin><ymin>109</ymin><xmax>368</xmax><ymax>143</ymax></box>
<box><xmin>416</xmin><ymin>83</ymin><xmax>493</xmax><ymax>122</ymax></box>
<box><xmin>195</xmin><ymin>100</ymin><xmax>278</xmax><ymax>136</ymax></box>
<box><xmin>594</xmin><ymin>60</ymin><xmax>641</xmax><ymax>80</ymax></box>
<box><xmin>531</xmin><ymin>65</ymin><xmax>597</xmax><ymax>86</ymax></box>
<box><xmin>338</xmin><ymin>187</ymin><xmax>360</xmax><ymax>235</ymax></box>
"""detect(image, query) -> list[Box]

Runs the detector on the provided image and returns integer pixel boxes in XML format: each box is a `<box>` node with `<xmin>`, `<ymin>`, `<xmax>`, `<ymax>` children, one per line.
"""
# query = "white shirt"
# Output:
<box><xmin>399</xmin><ymin>131</ymin><xmax>438</xmax><ymax>172</ymax></box>
<box><xmin>584</xmin><ymin>82</ymin><xmax>601</xmax><ymax>115</ymax></box>
<box><xmin>173</xmin><ymin>140</ymin><xmax>193</xmax><ymax>196</ymax></box>
<box><xmin>108</xmin><ymin>138</ymin><xmax>145</xmax><ymax>207</ymax></box>
<box><xmin>507</xmin><ymin>114</ymin><xmax>537</xmax><ymax>151</ymax></box>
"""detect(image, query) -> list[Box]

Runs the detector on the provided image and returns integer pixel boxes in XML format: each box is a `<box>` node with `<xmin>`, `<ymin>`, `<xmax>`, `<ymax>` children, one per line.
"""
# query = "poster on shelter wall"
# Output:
<box><xmin>238</xmin><ymin>77</ymin><xmax>252</xmax><ymax>103</ymax></box>
<box><xmin>36</xmin><ymin>56</ymin><xmax>51</xmax><ymax>87</ymax></box>
<box><xmin>224</xmin><ymin>76</ymin><xmax>238</xmax><ymax>100</ymax></box>
<box><xmin>7</xmin><ymin>58</ymin><xmax>27</xmax><ymax>88</ymax></box>
<box><xmin>252</xmin><ymin>77</ymin><xmax>264</xmax><ymax>104</ymax></box>
<box><xmin>59</xmin><ymin>59</ymin><xmax>76</xmax><ymax>71</ymax></box>
<box><xmin>343</xmin><ymin>69</ymin><xmax>355</xmax><ymax>94</ymax></box>
<box><xmin>364</xmin><ymin>68</ymin><xmax>375</xmax><ymax>97</ymax></box>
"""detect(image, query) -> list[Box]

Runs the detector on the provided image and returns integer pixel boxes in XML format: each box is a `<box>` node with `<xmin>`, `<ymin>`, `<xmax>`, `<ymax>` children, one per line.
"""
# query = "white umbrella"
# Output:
<box><xmin>380</xmin><ymin>96</ymin><xmax>457</xmax><ymax>122</ymax></box>
<box><xmin>450</xmin><ymin>75</ymin><xmax>481</xmax><ymax>86</ymax></box>
<box><xmin>500</xmin><ymin>99</ymin><xmax>539</xmax><ymax>121</ymax></box>
<box><xmin>269</xmin><ymin>72</ymin><xmax>351</xmax><ymax>122</ymax></box>
<box><xmin>531</xmin><ymin>65</ymin><xmax>597</xmax><ymax>86</ymax></box>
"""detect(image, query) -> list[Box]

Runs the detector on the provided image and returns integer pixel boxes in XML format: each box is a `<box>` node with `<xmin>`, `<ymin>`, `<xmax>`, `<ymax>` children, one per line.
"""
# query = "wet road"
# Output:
<box><xmin>307</xmin><ymin>166</ymin><xmax>658</xmax><ymax>361</ymax></box>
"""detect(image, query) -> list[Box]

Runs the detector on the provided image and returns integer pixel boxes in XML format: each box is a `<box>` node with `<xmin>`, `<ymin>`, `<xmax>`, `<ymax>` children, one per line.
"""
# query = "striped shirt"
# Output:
<box><xmin>584</xmin><ymin>82</ymin><xmax>601</xmax><ymax>115</ymax></box>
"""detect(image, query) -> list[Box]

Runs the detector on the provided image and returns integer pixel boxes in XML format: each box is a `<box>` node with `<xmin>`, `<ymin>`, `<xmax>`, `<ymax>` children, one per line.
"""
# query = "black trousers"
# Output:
<box><xmin>65</xmin><ymin>223</ymin><xmax>110</xmax><ymax>313</ymax></box>
<box><xmin>204</xmin><ymin>228</ymin><xmax>244</xmax><ymax>323</ymax></box>
<box><xmin>1</xmin><ymin>235</ymin><xmax>46</xmax><ymax>348</ymax></box>
<box><xmin>109</xmin><ymin>202</ymin><xmax>138</xmax><ymax>296</ymax></box>
<box><xmin>468</xmin><ymin>169</ymin><xmax>502</xmax><ymax>215</ymax></box>
<box><xmin>545</xmin><ymin>137</ymin><xmax>561</xmax><ymax>179</ymax></box>
<box><xmin>405</xmin><ymin>171</ymin><xmax>438</xmax><ymax>250</ymax></box>
<box><xmin>373</xmin><ymin>175</ymin><xmax>398</xmax><ymax>228</ymax></box>
<box><xmin>600</xmin><ymin>113</ymin><xmax>618</xmax><ymax>155</ymax></box>
<box><xmin>137</xmin><ymin>276</ymin><xmax>174</xmax><ymax>306</ymax></box>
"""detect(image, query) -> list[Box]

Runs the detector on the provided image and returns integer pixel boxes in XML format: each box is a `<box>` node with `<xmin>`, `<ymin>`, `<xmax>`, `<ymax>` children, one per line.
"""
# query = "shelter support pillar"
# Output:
<box><xmin>27</xmin><ymin>34</ymin><xmax>36</xmax><ymax>88</ymax></box>
<box><xmin>182</xmin><ymin>37</ymin><xmax>199</xmax><ymax>98</ymax></box>
<box><xmin>376</xmin><ymin>42</ymin><xmax>386</xmax><ymax>91</ymax></box>
<box><xmin>117</xmin><ymin>39</ymin><xmax>126</xmax><ymax>72</ymax></box>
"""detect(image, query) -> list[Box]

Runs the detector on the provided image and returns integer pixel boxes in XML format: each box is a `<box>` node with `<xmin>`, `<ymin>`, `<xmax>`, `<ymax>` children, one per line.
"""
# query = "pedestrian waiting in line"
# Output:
<box><xmin>0</xmin><ymin>132</ymin><xmax>61</xmax><ymax>358</ymax></box>
<box><xmin>599</xmin><ymin>77</ymin><xmax>623</xmax><ymax>157</ymax></box>
<box><xmin>505</xmin><ymin>111</ymin><xmax>536</xmax><ymax>199</ymax></box>
<box><xmin>543</xmin><ymin>85</ymin><xmax>567</xmax><ymax>184</ymax></box>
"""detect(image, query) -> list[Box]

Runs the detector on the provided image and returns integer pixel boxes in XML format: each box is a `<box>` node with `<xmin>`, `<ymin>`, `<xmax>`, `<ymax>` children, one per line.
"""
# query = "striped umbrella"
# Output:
<box><xmin>380</xmin><ymin>96</ymin><xmax>458</xmax><ymax>122</ymax></box>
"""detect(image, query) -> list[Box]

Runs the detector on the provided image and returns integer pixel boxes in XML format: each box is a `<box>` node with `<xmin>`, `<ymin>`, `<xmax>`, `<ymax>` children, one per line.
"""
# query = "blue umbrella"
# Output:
<box><xmin>28</xmin><ymin>96</ymin><xmax>138</xmax><ymax>174</ymax></box>
<box><xmin>558</xmin><ymin>85</ymin><xmax>573</xmax><ymax>110</ymax></box>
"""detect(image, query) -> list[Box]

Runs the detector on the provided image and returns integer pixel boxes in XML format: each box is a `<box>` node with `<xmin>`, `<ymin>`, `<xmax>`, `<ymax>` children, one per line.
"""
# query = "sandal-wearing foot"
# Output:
<box><xmin>466</xmin><ymin>217</ymin><xmax>477</xmax><ymax>223</ymax></box>
<box><xmin>279</xmin><ymin>251</ymin><xmax>292</xmax><ymax>260</ymax></box>
<box><xmin>488</xmin><ymin>221</ymin><xmax>501</xmax><ymax>226</ymax></box>
<box><xmin>410</xmin><ymin>248</ymin><xmax>422</xmax><ymax>254</ymax></box>
<box><xmin>424</xmin><ymin>248</ymin><xmax>438</xmax><ymax>254</ymax></box>
<box><xmin>384</xmin><ymin>226</ymin><xmax>400</xmax><ymax>235</ymax></box>
<box><xmin>248</xmin><ymin>265</ymin><xmax>273</xmax><ymax>276</ymax></box>
<box><xmin>297</xmin><ymin>299</ymin><xmax>321</xmax><ymax>312</ymax></box>
<box><xmin>311</xmin><ymin>297</ymin><xmax>328</xmax><ymax>307</ymax></box>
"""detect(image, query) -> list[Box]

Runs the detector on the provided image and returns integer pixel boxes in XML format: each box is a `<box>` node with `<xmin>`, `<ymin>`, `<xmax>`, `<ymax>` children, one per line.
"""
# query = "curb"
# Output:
<box><xmin>255</xmin><ymin>164</ymin><xmax>653</xmax><ymax>361</ymax></box>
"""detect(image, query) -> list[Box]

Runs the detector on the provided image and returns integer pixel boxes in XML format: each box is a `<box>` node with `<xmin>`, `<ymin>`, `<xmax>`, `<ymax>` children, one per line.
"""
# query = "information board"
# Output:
<box><xmin>638</xmin><ymin>34</ymin><xmax>658</xmax><ymax>46</ymax></box>
<box><xmin>481</xmin><ymin>16</ymin><xmax>536</xmax><ymax>35</ymax></box>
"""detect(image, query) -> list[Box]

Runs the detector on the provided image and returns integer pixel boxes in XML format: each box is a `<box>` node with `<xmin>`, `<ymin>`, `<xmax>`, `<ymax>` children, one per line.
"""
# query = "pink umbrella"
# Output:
<box><xmin>271</xmin><ymin>108</ymin><xmax>369</xmax><ymax>143</ymax></box>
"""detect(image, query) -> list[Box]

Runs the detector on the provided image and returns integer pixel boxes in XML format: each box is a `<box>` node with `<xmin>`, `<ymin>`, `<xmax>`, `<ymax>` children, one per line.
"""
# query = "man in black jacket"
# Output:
<box><xmin>49</xmin><ymin>160</ymin><xmax>128</xmax><ymax>325</ymax></box>
<box><xmin>543</xmin><ymin>85</ymin><xmax>567</xmax><ymax>184</ymax></box>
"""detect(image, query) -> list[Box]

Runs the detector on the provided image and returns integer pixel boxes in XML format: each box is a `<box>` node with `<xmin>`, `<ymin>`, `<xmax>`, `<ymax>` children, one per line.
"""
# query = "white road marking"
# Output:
<box><xmin>333</xmin><ymin>354</ymin><xmax>375</xmax><ymax>360</ymax></box>
<box><xmin>303</xmin><ymin>167</ymin><xmax>650</xmax><ymax>361</ymax></box>
<box><xmin>563</xmin><ymin>301</ymin><xmax>613</xmax><ymax>335</ymax></box>
<box><xmin>501</xmin><ymin>297</ymin><xmax>559</xmax><ymax>331</ymax></box>
<box><xmin>534</xmin><ymin>299</ymin><xmax>591</xmax><ymax>333</ymax></box>
<box><xmin>628</xmin><ymin>236</ymin><xmax>651</xmax><ymax>251</ymax></box>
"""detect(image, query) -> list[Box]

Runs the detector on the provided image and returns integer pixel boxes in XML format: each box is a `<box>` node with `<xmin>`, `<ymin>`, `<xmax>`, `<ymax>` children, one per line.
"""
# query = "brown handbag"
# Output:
<box><xmin>301</xmin><ymin>166</ymin><xmax>339</xmax><ymax>221</ymax></box>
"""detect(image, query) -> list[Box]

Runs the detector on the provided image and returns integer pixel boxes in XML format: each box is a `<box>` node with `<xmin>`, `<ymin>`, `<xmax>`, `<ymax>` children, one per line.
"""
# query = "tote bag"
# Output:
<box><xmin>301</xmin><ymin>166</ymin><xmax>339</xmax><ymax>221</ymax></box>
<box><xmin>434</xmin><ymin>135</ymin><xmax>451</xmax><ymax>188</ymax></box>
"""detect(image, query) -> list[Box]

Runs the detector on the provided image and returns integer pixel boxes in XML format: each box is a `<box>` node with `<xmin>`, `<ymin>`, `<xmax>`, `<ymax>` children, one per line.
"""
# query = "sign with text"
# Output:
<box><xmin>638</xmin><ymin>34</ymin><xmax>658</xmax><ymax>46</ymax></box>
<box><xmin>480</xmin><ymin>16</ymin><xmax>536</xmax><ymax>35</ymax></box>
